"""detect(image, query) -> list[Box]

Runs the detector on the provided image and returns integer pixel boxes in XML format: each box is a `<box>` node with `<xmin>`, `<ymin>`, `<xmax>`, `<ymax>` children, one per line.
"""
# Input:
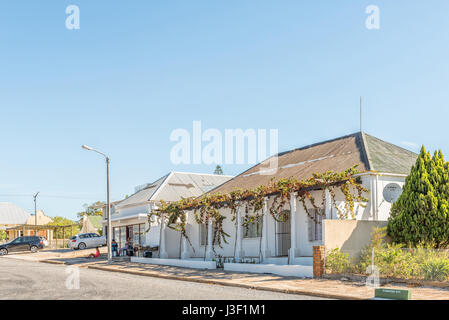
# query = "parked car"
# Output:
<box><xmin>0</xmin><ymin>236</ymin><xmax>44</xmax><ymax>255</ymax></box>
<box><xmin>39</xmin><ymin>236</ymin><xmax>49</xmax><ymax>247</ymax></box>
<box><xmin>68</xmin><ymin>233</ymin><xmax>106</xmax><ymax>250</ymax></box>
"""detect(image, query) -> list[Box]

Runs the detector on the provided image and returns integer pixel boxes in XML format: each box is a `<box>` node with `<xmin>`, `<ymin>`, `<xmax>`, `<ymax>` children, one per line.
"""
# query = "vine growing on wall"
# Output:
<box><xmin>149</xmin><ymin>165</ymin><xmax>369</xmax><ymax>254</ymax></box>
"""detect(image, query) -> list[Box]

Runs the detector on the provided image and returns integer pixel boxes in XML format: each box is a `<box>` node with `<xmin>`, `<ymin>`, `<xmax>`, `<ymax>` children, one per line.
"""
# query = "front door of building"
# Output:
<box><xmin>275</xmin><ymin>210</ymin><xmax>291</xmax><ymax>257</ymax></box>
<box><xmin>126</xmin><ymin>226</ymin><xmax>134</xmax><ymax>244</ymax></box>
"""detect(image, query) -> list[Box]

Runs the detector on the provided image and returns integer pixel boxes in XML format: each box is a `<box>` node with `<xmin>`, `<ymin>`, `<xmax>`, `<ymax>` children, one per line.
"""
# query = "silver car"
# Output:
<box><xmin>68</xmin><ymin>233</ymin><xmax>106</xmax><ymax>250</ymax></box>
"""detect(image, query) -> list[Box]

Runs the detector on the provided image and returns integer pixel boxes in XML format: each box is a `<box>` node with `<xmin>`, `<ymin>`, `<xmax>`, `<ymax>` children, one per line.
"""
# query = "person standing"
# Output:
<box><xmin>111</xmin><ymin>239</ymin><xmax>118</xmax><ymax>257</ymax></box>
<box><xmin>126</xmin><ymin>237</ymin><xmax>134</xmax><ymax>256</ymax></box>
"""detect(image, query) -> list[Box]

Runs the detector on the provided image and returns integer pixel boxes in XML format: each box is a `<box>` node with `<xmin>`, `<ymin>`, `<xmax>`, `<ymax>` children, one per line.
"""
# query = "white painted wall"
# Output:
<box><xmin>145</xmin><ymin>225</ymin><xmax>160</xmax><ymax>247</ymax></box>
<box><xmin>165</xmin><ymin>227</ymin><xmax>182</xmax><ymax>258</ymax></box>
<box><xmin>375</xmin><ymin>175</ymin><xmax>406</xmax><ymax>221</ymax></box>
<box><xmin>172</xmin><ymin>175</ymin><xmax>405</xmax><ymax>258</ymax></box>
<box><xmin>146</xmin><ymin>173</ymin><xmax>407</xmax><ymax>261</ymax></box>
<box><xmin>131</xmin><ymin>257</ymin><xmax>217</xmax><ymax>269</ymax></box>
<box><xmin>353</xmin><ymin>174</ymin><xmax>406</xmax><ymax>221</ymax></box>
<box><xmin>184</xmin><ymin>208</ymin><xmax>237</xmax><ymax>259</ymax></box>
<box><xmin>224</xmin><ymin>262</ymin><xmax>313</xmax><ymax>278</ymax></box>
<box><xmin>116</xmin><ymin>204</ymin><xmax>151</xmax><ymax>218</ymax></box>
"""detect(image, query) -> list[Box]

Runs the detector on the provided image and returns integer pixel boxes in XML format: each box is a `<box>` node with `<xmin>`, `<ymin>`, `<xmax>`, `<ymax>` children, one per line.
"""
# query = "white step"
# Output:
<box><xmin>224</xmin><ymin>262</ymin><xmax>313</xmax><ymax>278</ymax></box>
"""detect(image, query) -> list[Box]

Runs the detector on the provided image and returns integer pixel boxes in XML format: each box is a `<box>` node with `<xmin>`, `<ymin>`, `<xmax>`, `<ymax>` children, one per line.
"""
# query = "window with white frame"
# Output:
<box><xmin>308</xmin><ymin>209</ymin><xmax>323</xmax><ymax>242</ymax></box>
<box><xmin>244</xmin><ymin>215</ymin><xmax>262</xmax><ymax>238</ymax></box>
<box><xmin>139</xmin><ymin>223</ymin><xmax>145</xmax><ymax>244</ymax></box>
<box><xmin>199</xmin><ymin>223</ymin><xmax>217</xmax><ymax>246</ymax></box>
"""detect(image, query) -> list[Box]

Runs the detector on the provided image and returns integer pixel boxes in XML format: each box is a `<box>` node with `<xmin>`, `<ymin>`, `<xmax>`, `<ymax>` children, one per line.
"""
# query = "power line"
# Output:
<box><xmin>0</xmin><ymin>194</ymin><xmax>101</xmax><ymax>200</ymax></box>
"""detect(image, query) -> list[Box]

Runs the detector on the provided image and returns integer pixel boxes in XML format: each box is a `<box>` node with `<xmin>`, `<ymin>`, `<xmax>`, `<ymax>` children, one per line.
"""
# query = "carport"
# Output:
<box><xmin>6</xmin><ymin>224</ymin><xmax>80</xmax><ymax>248</ymax></box>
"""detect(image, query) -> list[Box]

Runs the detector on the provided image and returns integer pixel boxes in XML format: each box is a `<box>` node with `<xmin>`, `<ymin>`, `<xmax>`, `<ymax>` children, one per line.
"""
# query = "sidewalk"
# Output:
<box><xmin>86</xmin><ymin>261</ymin><xmax>449</xmax><ymax>300</ymax></box>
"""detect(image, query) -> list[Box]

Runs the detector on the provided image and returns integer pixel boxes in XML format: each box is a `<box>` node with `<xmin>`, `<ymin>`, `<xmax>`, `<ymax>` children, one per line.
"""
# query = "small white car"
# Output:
<box><xmin>68</xmin><ymin>233</ymin><xmax>106</xmax><ymax>250</ymax></box>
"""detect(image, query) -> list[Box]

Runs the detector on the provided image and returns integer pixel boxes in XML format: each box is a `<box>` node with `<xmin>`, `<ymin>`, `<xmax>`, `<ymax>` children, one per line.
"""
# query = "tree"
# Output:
<box><xmin>47</xmin><ymin>216</ymin><xmax>80</xmax><ymax>239</ymax></box>
<box><xmin>76</xmin><ymin>201</ymin><xmax>105</xmax><ymax>219</ymax></box>
<box><xmin>387</xmin><ymin>146</ymin><xmax>449</xmax><ymax>248</ymax></box>
<box><xmin>214</xmin><ymin>165</ymin><xmax>223</xmax><ymax>175</ymax></box>
<box><xmin>0</xmin><ymin>230</ymin><xmax>7</xmax><ymax>241</ymax></box>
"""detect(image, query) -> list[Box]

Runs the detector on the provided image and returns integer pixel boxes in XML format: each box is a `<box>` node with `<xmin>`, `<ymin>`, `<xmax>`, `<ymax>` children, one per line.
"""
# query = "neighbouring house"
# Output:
<box><xmin>25</xmin><ymin>210</ymin><xmax>54</xmax><ymax>239</ymax></box>
<box><xmin>0</xmin><ymin>204</ymin><xmax>54</xmax><ymax>240</ymax></box>
<box><xmin>81</xmin><ymin>215</ymin><xmax>103</xmax><ymax>234</ymax></box>
<box><xmin>26</xmin><ymin>210</ymin><xmax>53</xmax><ymax>226</ymax></box>
<box><xmin>102</xmin><ymin>171</ymin><xmax>233</xmax><ymax>253</ymax></box>
<box><xmin>0</xmin><ymin>202</ymin><xmax>31</xmax><ymax>239</ymax></box>
<box><xmin>150</xmin><ymin>132</ymin><xmax>418</xmax><ymax>277</ymax></box>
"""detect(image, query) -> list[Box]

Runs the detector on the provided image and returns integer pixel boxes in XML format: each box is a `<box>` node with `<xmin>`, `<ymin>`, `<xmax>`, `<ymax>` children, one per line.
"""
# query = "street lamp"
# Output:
<box><xmin>82</xmin><ymin>144</ymin><xmax>112</xmax><ymax>264</ymax></box>
<box><xmin>33</xmin><ymin>192</ymin><xmax>39</xmax><ymax>236</ymax></box>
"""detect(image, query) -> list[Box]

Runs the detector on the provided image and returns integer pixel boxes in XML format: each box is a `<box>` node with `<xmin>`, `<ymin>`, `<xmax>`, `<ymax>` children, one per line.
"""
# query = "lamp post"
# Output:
<box><xmin>82</xmin><ymin>145</ymin><xmax>112</xmax><ymax>264</ymax></box>
<box><xmin>33</xmin><ymin>192</ymin><xmax>39</xmax><ymax>236</ymax></box>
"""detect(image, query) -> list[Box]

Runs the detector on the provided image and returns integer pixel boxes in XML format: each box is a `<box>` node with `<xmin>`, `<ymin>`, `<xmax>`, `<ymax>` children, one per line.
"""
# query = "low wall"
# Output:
<box><xmin>323</xmin><ymin>220</ymin><xmax>388</xmax><ymax>260</ymax></box>
<box><xmin>131</xmin><ymin>257</ymin><xmax>217</xmax><ymax>270</ymax></box>
<box><xmin>224</xmin><ymin>263</ymin><xmax>313</xmax><ymax>278</ymax></box>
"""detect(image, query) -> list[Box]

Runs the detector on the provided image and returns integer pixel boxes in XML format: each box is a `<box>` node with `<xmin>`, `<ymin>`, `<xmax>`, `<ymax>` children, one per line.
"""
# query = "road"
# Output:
<box><xmin>0</xmin><ymin>257</ymin><xmax>329</xmax><ymax>300</ymax></box>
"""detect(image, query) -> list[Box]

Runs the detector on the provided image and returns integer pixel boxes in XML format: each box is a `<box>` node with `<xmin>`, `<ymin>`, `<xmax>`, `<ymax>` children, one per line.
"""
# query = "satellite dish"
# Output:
<box><xmin>383</xmin><ymin>183</ymin><xmax>402</xmax><ymax>203</ymax></box>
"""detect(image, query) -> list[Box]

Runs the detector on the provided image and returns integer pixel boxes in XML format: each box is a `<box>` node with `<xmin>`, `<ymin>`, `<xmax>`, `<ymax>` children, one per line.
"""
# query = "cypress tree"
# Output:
<box><xmin>387</xmin><ymin>146</ymin><xmax>449</xmax><ymax>248</ymax></box>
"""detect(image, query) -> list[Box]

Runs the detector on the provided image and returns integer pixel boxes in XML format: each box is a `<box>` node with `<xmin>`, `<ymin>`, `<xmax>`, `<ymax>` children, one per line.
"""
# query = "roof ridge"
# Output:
<box><xmin>148</xmin><ymin>172</ymin><xmax>174</xmax><ymax>202</ymax></box>
<box><xmin>359</xmin><ymin>132</ymin><xmax>373</xmax><ymax>171</ymax></box>
<box><xmin>277</xmin><ymin>132</ymin><xmax>361</xmax><ymax>157</ymax></box>
<box><xmin>170</xmin><ymin>171</ymin><xmax>234</xmax><ymax>177</ymax></box>
<box><xmin>120</xmin><ymin>173</ymin><xmax>170</xmax><ymax>201</ymax></box>
<box><xmin>146</xmin><ymin>173</ymin><xmax>171</xmax><ymax>201</ymax></box>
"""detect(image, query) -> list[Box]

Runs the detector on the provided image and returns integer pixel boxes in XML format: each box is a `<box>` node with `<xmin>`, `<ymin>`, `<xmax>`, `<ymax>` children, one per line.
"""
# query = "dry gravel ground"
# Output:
<box><xmin>0</xmin><ymin>257</ymin><xmax>329</xmax><ymax>300</ymax></box>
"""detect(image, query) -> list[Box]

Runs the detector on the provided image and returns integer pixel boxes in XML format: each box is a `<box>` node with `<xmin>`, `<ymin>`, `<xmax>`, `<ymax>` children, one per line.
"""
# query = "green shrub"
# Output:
<box><xmin>356</xmin><ymin>228</ymin><xmax>449</xmax><ymax>281</ymax></box>
<box><xmin>421</xmin><ymin>257</ymin><xmax>449</xmax><ymax>281</ymax></box>
<box><xmin>388</xmin><ymin>147</ymin><xmax>449</xmax><ymax>248</ymax></box>
<box><xmin>325</xmin><ymin>248</ymin><xmax>353</xmax><ymax>274</ymax></box>
<box><xmin>329</xmin><ymin>226</ymin><xmax>449</xmax><ymax>282</ymax></box>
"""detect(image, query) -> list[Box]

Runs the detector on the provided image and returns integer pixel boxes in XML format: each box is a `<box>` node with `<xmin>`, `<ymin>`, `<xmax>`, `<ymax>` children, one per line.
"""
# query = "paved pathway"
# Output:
<box><xmin>87</xmin><ymin>261</ymin><xmax>449</xmax><ymax>300</ymax></box>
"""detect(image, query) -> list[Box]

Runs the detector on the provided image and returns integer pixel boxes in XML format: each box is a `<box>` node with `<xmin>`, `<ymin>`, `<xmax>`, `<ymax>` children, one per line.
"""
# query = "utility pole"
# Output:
<box><xmin>106</xmin><ymin>155</ymin><xmax>111</xmax><ymax>262</ymax></box>
<box><xmin>82</xmin><ymin>145</ymin><xmax>112</xmax><ymax>264</ymax></box>
<box><xmin>33</xmin><ymin>192</ymin><xmax>40</xmax><ymax>236</ymax></box>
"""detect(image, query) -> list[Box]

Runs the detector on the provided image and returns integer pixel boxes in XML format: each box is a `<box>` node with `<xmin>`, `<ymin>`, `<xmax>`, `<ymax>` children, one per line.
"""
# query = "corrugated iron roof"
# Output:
<box><xmin>153</xmin><ymin>172</ymin><xmax>233</xmax><ymax>202</ymax></box>
<box><xmin>116</xmin><ymin>174</ymin><xmax>170</xmax><ymax>207</ymax></box>
<box><xmin>363</xmin><ymin>133</ymin><xmax>418</xmax><ymax>175</ymax></box>
<box><xmin>210</xmin><ymin>132</ymin><xmax>418</xmax><ymax>194</ymax></box>
<box><xmin>117</xmin><ymin>172</ymin><xmax>233</xmax><ymax>206</ymax></box>
<box><xmin>0</xmin><ymin>202</ymin><xmax>31</xmax><ymax>225</ymax></box>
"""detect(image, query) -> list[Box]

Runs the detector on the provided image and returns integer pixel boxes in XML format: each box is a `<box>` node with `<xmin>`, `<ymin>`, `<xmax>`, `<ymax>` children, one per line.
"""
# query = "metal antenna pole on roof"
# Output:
<box><xmin>360</xmin><ymin>96</ymin><xmax>363</xmax><ymax>133</ymax></box>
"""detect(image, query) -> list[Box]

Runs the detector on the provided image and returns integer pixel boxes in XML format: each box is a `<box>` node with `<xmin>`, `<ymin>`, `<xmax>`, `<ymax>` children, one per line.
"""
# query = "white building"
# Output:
<box><xmin>102</xmin><ymin>171</ymin><xmax>233</xmax><ymax>254</ymax></box>
<box><xmin>153</xmin><ymin>132</ymin><xmax>417</xmax><ymax>275</ymax></box>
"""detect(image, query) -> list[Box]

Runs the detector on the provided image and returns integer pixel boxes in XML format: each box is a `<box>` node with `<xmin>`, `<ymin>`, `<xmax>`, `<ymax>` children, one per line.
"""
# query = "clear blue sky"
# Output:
<box><xmin>1</xmin><ymin>1</ymin><xmax>448</xmax><ymax>220</ymax></box>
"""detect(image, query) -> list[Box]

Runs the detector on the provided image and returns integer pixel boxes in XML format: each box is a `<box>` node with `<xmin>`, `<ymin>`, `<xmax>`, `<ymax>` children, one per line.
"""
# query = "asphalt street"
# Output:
<box><xmin>0</xmin><ymin>257</ymin><xmax>329</xmax><ymax>300</ymax></box>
